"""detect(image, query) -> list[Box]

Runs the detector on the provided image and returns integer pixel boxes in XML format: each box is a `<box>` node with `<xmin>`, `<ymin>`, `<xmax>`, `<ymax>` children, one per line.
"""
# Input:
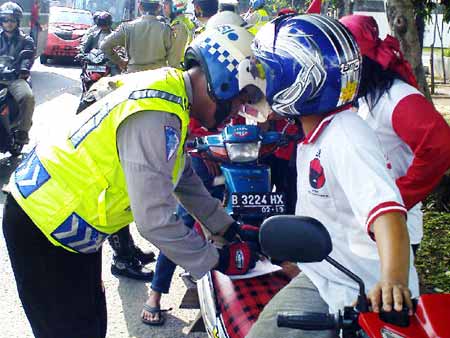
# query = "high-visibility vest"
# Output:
<box><xmin>248</xmin><ymin>8</ymin><xmax>270</xmax><ymax>35</ymax></box>
<box><xmin>172</xmin><ymin>14</ymin><xmax>196</xmax><ymax>61</ymax></box>
<box><xmin>11</xmin><ymin>68</ymin><xmax>190</xmax><ymax>253</ymax></box>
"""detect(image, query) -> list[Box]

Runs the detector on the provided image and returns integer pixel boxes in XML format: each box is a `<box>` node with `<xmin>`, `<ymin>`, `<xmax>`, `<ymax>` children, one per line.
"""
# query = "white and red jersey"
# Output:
<box><xmin>296</xmin><ymin>109</ymin><xmax>419</xmax><ymax>313</ymax></box>
<box><xmin>358</xmin><ymin>79</ymin><xmax>450</xmax><ymax>244</ymax></box>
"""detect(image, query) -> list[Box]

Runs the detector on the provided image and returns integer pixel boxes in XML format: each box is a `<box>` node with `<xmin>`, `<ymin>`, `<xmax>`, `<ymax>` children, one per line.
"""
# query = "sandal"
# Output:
<box><xmin>141</xmin><ymin>303</ymin><xmax>172</xmax><ymax>326</ymax></box>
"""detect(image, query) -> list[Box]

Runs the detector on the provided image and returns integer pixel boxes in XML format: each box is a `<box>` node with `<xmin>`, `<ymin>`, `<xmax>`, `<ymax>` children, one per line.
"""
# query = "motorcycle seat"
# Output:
<box><xmin>212</xmin><ymin>270</ymin><xmax>290</xmax><ymax>338</ymax></box>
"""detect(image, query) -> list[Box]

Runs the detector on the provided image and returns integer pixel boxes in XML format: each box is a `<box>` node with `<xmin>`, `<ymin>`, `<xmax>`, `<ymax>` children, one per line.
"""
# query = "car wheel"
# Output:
<box><xmin>40</xmin><ymin>55</ymin><xmax>48</xmax><ymax>64</ymax></box>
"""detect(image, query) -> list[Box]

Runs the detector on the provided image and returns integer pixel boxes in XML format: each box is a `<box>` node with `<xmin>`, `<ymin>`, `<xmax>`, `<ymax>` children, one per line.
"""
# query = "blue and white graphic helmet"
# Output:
<box><xmin>240</xmin><ymin>14</ymin><xmax>361</xmax><ymax>118</ymax></box>
<box><xmin>184</xmin><ymin>24</ymin><xmax>254</xmax><ymax>102</ymax></box>
<box><xmin>250</xmin><ymin>0</ymin><xmax>265</xmax><ymax>10</ymax></box>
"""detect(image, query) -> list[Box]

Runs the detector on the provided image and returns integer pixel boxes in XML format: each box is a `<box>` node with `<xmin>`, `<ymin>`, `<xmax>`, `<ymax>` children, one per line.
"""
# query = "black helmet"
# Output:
<box><xmin>96</xmin><ymin>11</ymin><xmax>112</xmax><ymax>26</ymax></box>
<box><xmin>92</xmin><ymin>11</ymin><xmax>102</xmax><ymax>25</ymax></box>
<box><xmin>0</xmin><ymin>2</ymin><xmax>23</xmax><ymax>23</ymax></box>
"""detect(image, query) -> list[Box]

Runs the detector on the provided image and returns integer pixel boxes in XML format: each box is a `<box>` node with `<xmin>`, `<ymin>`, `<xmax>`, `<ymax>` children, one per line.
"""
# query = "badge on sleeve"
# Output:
<box><xmin>165</xmin><ymin>126</ymin><xmax>180</xmax><ymax>161</ymax></box>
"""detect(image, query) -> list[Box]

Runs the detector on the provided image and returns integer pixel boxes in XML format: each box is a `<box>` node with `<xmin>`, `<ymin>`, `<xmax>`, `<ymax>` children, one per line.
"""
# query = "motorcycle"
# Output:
<box><xmin>260</xmin><ymin>215</ymin><xmax>450</xmax><ymax>338</ymax></box>
<box><xmin>0</xmin><ymin>50</ymin><xmax>33</xmax><ymax>157</ymax></box>
<box><xmin>76</xmin><ymin>48</ymin><xmax>110</xmax><ymax>114</ymax></box>
<box><xmin>187</xmin><ymin>123</ymin><xmax>300</xmax><ymax>338</ymax></box>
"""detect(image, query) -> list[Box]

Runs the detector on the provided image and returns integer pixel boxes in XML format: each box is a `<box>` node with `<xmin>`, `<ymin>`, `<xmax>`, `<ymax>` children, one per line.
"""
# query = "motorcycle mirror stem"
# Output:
<box><xmin>260</xmin><ymin>216</ymin><xmax>370</xmax><ymax>313</ymax></box>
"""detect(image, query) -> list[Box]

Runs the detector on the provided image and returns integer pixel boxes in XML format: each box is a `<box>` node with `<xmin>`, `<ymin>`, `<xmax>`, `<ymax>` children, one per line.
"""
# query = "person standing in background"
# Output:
<box><xmin>30</xmin><ymin>0</ymin><xmax>41</xmax><ymax>47</ymax></box>
<box><xmin>100</xmin><ymin>0</ymin><xmax>176</xmax><ymax>73</ymax></box>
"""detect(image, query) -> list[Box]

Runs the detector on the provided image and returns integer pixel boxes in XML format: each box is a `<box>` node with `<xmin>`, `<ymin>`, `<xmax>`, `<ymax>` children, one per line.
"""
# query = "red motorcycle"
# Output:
<box><xmin>260</xmin><ymin>215</ymin><xmax>450</xmax><ymax>338</ymax></box>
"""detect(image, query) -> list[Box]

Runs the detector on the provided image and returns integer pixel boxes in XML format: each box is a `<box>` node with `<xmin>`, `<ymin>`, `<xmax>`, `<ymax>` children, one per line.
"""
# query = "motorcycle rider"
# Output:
<box><xmin>100</xmin><ymin>0</ymin><xmax>176</xmax><ymax>73</ymax></box>
<box><xmin>3</xmin><ymin>24</ymin><xmax>259</xmax><ymax>338</ymax></box>
<box><xmin>0</xmin><ymin>1</ymin><xmax>35</xmax><ymax>146</ymax></box>
<box><xmin>243</xmin><ymin>0</ymin><xmax>270</xmax><ymax>34</ymax></box>
<box><xmin>78</xmin><ymin>11</ymin><xmax>121</xmax><ymax>76</ymax></box>
<box><xmin>163</xmin><ymin>0</ymin><xmax>195</xmax><ymax>68</ymax></box>
<box><xmin>238</xmin><ymin>14</ymin><xmax>418</xmax><ymax>338</ymax></box>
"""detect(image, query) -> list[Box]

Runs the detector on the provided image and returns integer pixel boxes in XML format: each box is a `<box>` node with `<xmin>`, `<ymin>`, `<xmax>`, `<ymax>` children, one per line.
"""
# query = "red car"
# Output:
<box><xmin>40</xmin><ymin>7</ymin><xmax>93</xmax><ymax>64</ymax></box>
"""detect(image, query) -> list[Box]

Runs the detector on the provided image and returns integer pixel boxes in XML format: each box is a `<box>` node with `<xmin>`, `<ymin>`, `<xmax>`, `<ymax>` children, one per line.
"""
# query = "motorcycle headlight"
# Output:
<box><xmin>225</xmin><ymin>141</ymin><xmax>261</xmax><ymax>163</ymax></box>
<box><xmin>0</xmin><ymin>87</ymin><xmax>8</xmax><ymax>99</ymax></box>
<box><xmin>88</xmin><ymin>53</ymin><xmax>104</xmax><ymax>64</ymax></box>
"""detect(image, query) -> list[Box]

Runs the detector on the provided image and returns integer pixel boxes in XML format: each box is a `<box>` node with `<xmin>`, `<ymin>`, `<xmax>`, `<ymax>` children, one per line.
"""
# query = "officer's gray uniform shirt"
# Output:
<box><xmin>116</xmin><ymin>73</ymin><xmax>234</xmax><ymax>279</ymax></box>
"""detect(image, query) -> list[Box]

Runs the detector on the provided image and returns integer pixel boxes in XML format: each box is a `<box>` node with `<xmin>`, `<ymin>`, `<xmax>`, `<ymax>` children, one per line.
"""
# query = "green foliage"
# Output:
<box><xmin>415</xmin><ymin>212</ymin><xmax>450</xmax><ymax>293</ymax></box>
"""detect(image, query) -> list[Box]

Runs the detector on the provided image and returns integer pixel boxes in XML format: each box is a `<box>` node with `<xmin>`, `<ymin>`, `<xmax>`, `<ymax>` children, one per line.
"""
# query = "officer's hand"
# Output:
<box><xmin>216</xmin><ymin>242</ymin><xmax>258</xmax><ymax>276</ymax></box>
<box><xmin>224</xmin><ymin>221</ymin><xmax>260</xmax><ymax>247</ymax></box>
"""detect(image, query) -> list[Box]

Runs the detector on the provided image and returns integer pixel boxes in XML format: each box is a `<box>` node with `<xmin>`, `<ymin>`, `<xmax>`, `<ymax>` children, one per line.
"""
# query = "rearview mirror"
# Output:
<box><xmin>260</xmin><ymin>216</ymin><xmax>332</xmax><ymax>263</ymax></box>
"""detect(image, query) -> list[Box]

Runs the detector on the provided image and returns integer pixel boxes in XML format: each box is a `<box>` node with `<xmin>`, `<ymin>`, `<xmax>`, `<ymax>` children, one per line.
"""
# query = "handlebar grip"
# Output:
<box><xmin>379</xmin><ymin>307</ymin><xmax>410</xmax><ymax>327</ymax></box>
<box><xmin>277</xmin><ymin>312</ymin><xmax>337</xmax><ymax>330</ymax></box>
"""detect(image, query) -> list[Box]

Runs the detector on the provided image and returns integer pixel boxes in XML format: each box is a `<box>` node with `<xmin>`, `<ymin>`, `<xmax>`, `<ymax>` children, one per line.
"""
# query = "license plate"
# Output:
<box><xmin>231</xmin><ymin>192</ymin><xmax>285</xmax><ymax>215</ymax></box>
<box><xmin>86</xmin><ymin>65</ymin><xmax>106</xmax><ymax>72</ymax></box>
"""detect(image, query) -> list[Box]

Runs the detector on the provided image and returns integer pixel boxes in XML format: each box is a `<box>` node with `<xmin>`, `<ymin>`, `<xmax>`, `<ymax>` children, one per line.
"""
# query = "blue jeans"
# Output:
<box><xmin>151</xmin><ymin>156</ymin><xmax>224</xmax><ymax>293</ymax></box>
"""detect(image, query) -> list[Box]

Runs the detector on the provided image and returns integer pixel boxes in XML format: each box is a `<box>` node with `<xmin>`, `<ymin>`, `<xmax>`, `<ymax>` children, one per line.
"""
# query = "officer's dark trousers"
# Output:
<box><xmin>2</xmin><ymin>194</ymin><xmax>107</xmax><ymax>338</ymax></box>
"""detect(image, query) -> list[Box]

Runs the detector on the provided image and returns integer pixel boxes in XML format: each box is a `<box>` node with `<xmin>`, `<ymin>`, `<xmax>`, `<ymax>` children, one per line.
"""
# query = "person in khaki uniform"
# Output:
<box><xmin>100</xmin><ymin>0</ymin><xmax>176</xmax><ymax>73</ymax></box>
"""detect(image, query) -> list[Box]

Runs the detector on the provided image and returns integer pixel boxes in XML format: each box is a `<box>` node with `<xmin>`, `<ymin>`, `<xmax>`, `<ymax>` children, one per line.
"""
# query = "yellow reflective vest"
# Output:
<box><xmin>11</xmin><ymin>68</ymin><xmax>190</xmax><ymax>253</ymax></box>
<box><xmin>248</xmin><ymin>8</ymin><xmax>270</xmax><ymax>35</ymax></box>
<box><xmin>171</xmin><ymin>14</ymin><xmax>196</xmax><ymax>63</ymax></box>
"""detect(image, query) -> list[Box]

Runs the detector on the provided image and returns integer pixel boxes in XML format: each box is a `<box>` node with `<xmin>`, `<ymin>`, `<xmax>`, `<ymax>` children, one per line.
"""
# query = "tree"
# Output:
<box><xmin>386</xmin><ymin>0</ymin><xmax>431</xmax><ymax>98</ymax></box>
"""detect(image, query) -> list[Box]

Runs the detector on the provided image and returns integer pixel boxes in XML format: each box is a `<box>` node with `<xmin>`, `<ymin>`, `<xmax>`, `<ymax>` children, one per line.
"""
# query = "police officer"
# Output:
<box><xmin>243</xmin><ymin>0</ymin><xmax>270</xmax><ymax>34</ymax></box>
<box><xmin>163</xmin><ymin>0</ymin><xmax>195</xmax><ymax>68</ymax></box>
<box><xmin>100</xmin><ymin>0</ymin><xmax>176</xmax><ymax>73</ymax></box>
<box><xmin>0</xmin><ymin>2</ymin><xmax>35</xmax><ymax>146</ymax></box>
<box><xmin>3</xmin><ymin>25</ymin><xmax>260</xmax><ymax>338</ymax></box>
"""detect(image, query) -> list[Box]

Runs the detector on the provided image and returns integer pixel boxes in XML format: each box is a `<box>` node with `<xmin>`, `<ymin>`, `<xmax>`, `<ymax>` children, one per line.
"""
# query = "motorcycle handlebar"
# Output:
<box><xmin>277</xmin><ymin>312</ymin><xmax>338</xmax><ymax>331</ymax></box>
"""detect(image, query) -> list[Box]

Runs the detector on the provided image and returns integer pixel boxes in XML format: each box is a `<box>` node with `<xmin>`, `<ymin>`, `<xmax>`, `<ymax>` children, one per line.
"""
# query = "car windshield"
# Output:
<box><xmin>50</xmin><ymin>10</ymin><xmax>93</xmax><ymax>25</ymax></box>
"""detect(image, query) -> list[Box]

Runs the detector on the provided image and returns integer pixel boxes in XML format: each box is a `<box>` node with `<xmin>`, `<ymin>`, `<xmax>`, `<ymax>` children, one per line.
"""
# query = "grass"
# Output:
<box><xmin>423</xmin><ymin>47</ymin><xmax>450</xmax><ymax>55</ymax></box>
<box><xmin>415</xmin><ymin>212</ymin><xmax>450</xmax><ymax>293</ymax></box>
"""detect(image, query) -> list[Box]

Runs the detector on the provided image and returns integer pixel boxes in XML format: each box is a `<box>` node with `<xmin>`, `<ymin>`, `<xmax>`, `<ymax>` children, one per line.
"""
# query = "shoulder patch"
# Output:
<box><xmin>165</xmin><ymin>126</ymin><xmax>180</xmax><ymax>161</ymax></box>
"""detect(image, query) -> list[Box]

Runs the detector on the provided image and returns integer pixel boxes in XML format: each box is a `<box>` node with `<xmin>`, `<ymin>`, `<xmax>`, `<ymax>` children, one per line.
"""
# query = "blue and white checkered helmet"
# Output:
<box><xmin>242</xmin><ymin>14</ymin><xmax>361</xmax><ymax>118</ymax></box>
<box><xmin>184</xmin><ymin>24</ymin><xmax>254</xmax><ymax>102</ymax></box>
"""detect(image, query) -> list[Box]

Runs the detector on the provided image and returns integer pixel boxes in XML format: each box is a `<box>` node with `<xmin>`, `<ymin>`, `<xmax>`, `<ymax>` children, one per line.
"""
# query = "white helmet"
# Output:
<box><xmin>206</xmin><ymin>11</ymin><xmax>246</xmax><ymax>29</ymax></box>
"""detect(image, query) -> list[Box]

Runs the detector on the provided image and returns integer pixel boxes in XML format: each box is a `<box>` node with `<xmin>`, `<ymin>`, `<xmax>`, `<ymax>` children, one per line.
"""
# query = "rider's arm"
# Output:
<box><xmin>117</xmin><ymin>110</ymin><xmax>220</xmax><ymax>279</ymax></box>
<box><xmin>392</xmin><ymin>93</ymin><xmax>450</xmax><ymax>209</ymax></box>
<box><xmin>100</xmin><ymin>25</ymin><xmax>126</xmax><ymax>66</ymax></box>
<box><xmin>370</xmin><ymin>212</ymin><xmax>413</xmax><ymax>314</ymax></box>
<box><xmin>19</xmin><ymin>35</ymin><xmax>35</xmax><ymax>73</ymax></box>
<box><xmin>329</xmin><ymin>113</ymin><xmax>413</xmax><ymax>311</ymax></box>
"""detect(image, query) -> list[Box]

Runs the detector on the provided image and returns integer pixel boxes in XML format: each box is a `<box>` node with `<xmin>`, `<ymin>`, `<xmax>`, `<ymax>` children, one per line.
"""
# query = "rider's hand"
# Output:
<box><xmin>216</xmin><ymin>242</ymin><xmax>258</xmax><ymax>276</ymax></box>
<box><xmin>223</xmin><ymin>221</ymin><xmax>260</xmax><ymax>246</ymax></box>
<box><xmin>203</xmin><ymin>159</ymin><xmax>221</xmax><ymax>177</ymax></box>
<box><xmin>368</xmin><ymin>281</ymin><xmax>413</xmax><ymax>315</ymax></box>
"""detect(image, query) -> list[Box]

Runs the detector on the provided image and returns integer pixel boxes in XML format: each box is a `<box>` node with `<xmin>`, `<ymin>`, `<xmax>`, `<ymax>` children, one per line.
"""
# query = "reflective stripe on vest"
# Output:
<box><xmin>11</xmin><ymin>68</ymin><xmax>190</xmax><ymax>253</ymax></box>
<box><xmin>248</xmin><ymin>9</ymin><xmax>270</xmax><ymax>35</ymax></box>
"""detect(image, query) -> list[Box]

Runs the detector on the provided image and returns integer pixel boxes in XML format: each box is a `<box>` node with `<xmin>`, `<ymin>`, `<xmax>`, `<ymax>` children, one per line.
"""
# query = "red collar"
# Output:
<box><xmin>301</xmin><ymin>105</ymin><xmax>352</xmax><ymax>145</ymax></box>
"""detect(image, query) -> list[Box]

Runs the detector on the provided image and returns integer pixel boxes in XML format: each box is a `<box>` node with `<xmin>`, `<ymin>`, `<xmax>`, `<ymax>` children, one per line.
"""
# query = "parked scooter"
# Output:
<box><xmin>75</xmin><ymin>48</ymin><xmax>110</xmax><ymax>114</ymax></box>
<box><xmin>0</xmin><ymin>50</ymin><xmax>33</xmax><ymax>157</ymax></box>
<box><xmin>260</xmin><ymin>215</ymin><xmax>450</xmax><ymax>338</ymax></box>
<box><xmin>188</xmin><ymin>123</ymin><xmax>300</xmax><ymax>338</ymax></box>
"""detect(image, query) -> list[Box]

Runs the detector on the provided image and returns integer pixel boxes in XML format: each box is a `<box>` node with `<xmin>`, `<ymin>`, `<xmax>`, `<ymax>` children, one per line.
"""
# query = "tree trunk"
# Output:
<box><xmin>386</xmin><ymin>0</ymin><xmax>432</xmax><ymax>100</ymax></box>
